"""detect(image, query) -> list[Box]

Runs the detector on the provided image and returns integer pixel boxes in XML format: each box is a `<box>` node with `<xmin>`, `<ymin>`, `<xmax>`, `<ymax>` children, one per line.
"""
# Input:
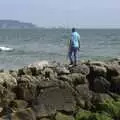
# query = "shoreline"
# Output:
<box><xmin>0</xmin><ymin>58</ymin><xmax>120</xmax><ymax>119</ymax></box>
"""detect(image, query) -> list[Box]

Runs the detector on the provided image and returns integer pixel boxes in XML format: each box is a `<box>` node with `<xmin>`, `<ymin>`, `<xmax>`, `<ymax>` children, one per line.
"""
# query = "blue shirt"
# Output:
<box><xmin>71</xmin><ymin>32</ymin><xmax>80</xmax><ymax>48</ymax></box>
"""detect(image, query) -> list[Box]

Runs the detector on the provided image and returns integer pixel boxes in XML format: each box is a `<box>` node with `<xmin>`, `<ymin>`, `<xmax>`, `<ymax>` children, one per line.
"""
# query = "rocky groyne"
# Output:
<box><xmin>0</xmin><ymin>59</ymin><xmax>120</xmax><ymax>120</ymax></box>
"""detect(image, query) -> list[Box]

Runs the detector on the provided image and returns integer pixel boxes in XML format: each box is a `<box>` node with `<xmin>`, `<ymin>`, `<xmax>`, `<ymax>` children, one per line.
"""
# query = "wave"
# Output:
<box><xmin>0</xmin><ymin>46</ymin><xmax>14</xmax><ymax>52</ymax></box>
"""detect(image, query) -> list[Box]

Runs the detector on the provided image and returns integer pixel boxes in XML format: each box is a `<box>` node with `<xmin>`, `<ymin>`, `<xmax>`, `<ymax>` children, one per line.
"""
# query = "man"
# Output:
<box><xmin>68</xmin><ymin>28</ymin><xmax>80</xmax><ymax>65</ymax></box>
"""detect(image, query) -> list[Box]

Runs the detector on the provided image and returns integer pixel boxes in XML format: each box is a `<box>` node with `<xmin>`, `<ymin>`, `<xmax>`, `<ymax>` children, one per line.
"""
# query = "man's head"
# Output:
<box><xmin>72</xmin><ymin>28</ymin><xmax>75</xmax><ymax>32</ymax></box>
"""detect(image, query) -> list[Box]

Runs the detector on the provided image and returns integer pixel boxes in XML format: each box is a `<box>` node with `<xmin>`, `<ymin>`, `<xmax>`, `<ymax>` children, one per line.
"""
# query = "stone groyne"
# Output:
<box><xmin>0</xmin><ymin>59</ymin><xmax>120</xmax><ymax>120</ymax></box>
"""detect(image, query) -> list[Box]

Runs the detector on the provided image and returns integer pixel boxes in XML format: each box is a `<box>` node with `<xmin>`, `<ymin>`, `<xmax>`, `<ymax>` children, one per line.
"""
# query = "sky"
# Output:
<box><xmin>0</xmin><ymin>0</ymin><xmax>120</xmax><ymax>28</ymax></box>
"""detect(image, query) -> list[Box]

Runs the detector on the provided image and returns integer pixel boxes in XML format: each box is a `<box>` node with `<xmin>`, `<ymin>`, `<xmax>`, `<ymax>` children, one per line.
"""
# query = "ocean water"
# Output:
<box><xmin>0</xmin><ymin>28</ymin><xmax>120</xmax><ymax>70</ymax></box>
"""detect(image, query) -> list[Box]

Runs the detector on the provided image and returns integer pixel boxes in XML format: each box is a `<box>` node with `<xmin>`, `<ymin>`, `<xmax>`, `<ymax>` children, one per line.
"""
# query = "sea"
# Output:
<box><xmin>0</xmin><ymin>28</ymin><xmax>120</xmax><ymax>70</ymax></box>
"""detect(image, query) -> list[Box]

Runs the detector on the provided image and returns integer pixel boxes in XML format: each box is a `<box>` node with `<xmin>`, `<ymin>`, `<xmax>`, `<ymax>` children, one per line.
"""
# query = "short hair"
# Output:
<box><xmin>72</xmin><ymin>28</ymin><xmax>75</xmax><ymax>32</ymax></box>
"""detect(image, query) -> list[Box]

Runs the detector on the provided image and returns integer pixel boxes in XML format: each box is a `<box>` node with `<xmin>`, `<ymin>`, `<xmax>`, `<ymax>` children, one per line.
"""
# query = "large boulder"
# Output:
<box><xmin>70</xmin><ymin>73</ymin><xmax>87</xmax><ymax>86</ymax></box>
<box><xmin>93</xmin><ymin>77</ymin><xmax>111</xmax><ymax>93</ymax></box>
<box><xmin>89</xmin><ymin>65</ymin><xmax>107</xmax><ymax>77</ymax></box>
<box><xmin>14</xmin><ymin>77</ymin><xmax>37</xmax><ymax>101</ymax></box>
<box><xmin>107</xmin><ymin>64</ymin><xmax>120</xmax><ymax>77</ymax></box>
<box><xmin>0</xmin><ymin>85</ymin><xmax>16</xmax><ymax>106</ymax></box>
<box><xmin>87</xmin><ymin>61</ymin><xmax>107</xmax><ymax>67</ymax></box>
<box><xmin>32</xmin><ymin>86</ymin><xmax>76</xmax><ymax>118</ymax></box>
<box><xmin>32</xmin><ymin>104</ymin><xmax>56</xmax><ymax>119</ymax></box>
<box><xmin>0</xmin><ymin>73</ymin><xmax>17</xmax><ymax>87</ymax></box>
<box><xmin>110</xmin><ymin>75</ymin><xmax>120</xmax><ymax>93</ymax></box>
<box><xmin>69</xmin><ymin>64</ymin><xmax>90</xmax><ymax>75</ymax></box>
<box><xmin>76</xmin><ymin>84</ymin><xmax>92</xmax><ymax>109</ymax></box>
<box><xmin>55</xmin><ymin>66</ymin><xmax>70</xmax><ymax>75</ymax></box>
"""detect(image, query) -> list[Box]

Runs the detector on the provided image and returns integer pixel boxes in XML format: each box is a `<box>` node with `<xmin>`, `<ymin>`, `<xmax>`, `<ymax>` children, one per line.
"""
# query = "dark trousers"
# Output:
<box><xmin>69</xmin><ymin>47</ymin><xmax>79</xmax><ymax>64</ymax></box>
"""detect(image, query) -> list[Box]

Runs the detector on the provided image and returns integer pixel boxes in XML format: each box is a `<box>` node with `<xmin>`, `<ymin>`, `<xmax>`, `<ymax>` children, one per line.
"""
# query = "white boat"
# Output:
<box><xmin>0</xmin><ymin>46</ymin><xmax>14</xmax><ymax>51</ymax></box>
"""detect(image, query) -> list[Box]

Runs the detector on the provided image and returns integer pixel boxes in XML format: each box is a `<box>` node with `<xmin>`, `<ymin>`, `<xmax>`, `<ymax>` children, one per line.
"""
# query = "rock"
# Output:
<box><xmin>107</xmin><ymin>64</ymin><xmax>120</xmax><ymax>77</ymax></box>
<box><xmin>76</xmin><ymin>84</ymin><xmax>92</xmax><ymax>109</ymax></box>
<box><xmin>90</xmin><ymin>65</ymin><xmax>107</xmax><ymax>77</ymax></box>
<box><xmin>91</xmin><ymin>93</ymin><xmax>113</xmax><ymax>110</ymax></box>
<box><xmin>75</xmin><ymin>109</ymin><xmax>113</xmax><ymax>120</ymax></box>
<box><xmin>0</xmin><ymin>73</ymin><xmax>17</xmax><ymax>87</ymax></box>
<box><xmin>0</xmin><ymin>85</ymin><xmax>16</xmax><ymax>105</ymax></box>
<box><xmin>55</xmin><ymin>66</ymin><xmax>70</xmax><ymax>75</ymax></box>
<box><xmin>32</xmin><ymin>104</ymin><xmax>56</xmax><ymax>118</ymax></box>
<box><xmin>37</xmin><ymin>80</ymin><xmax>59</xmax><ymax>89</ymax></box>
<box><xmin>55</xmin><ymin>112</ymin><xmax>75</xmax><ymax>120</ymax></box>
<box><xmin>87</xmin><ymin>61</ymin><xmax>107</xmax><ymax>67</ymax></box>
<box><xmin>28</xmin><ymin>60</ymin><xmax>49</xmax><ymax>70</ymax></box>
<box><xmin>58</xmin><ymin>75</ymin><xmax>72</xmax><ymax>82</ymax></box>
<box><xmin>94</xmin><ymin>98</ymin><xmax>120</xmax><ymax>119</ymax></box>
<box><xmin>36</xmin><ymin>87</ymin><xmax>76</xmax><ymax>113</ymax></box>
<box><xmin>75</xmin><ymin>109</ymin><xmax>91</xmax><ymax>120</ymax></box>
<box><xmin>0</xmin><ymin>69</ymin><xmax>4</xmax><ymax>73</ymax></box>
<box><xmin>42</xmin><ymin>67</ymin><xmax>55</xmax><ymax>79</ymax></box>
<box><xmin>76</xmin><ymin>84</ymin><xmax>91</xmax><ymax>100</ymax></box>
<box><xmin>9</xmin><ymin>71</ymin><xmax>18</xmax><ymax>79</ymax></box>
<box><xmin>69</xmin><ymin>64</ymin><xmax>90</xmax><ymax>75</ymax></box>
<box><xmin>40</xmin><ymin>118</ymin><xmax>50</xmax><ymax>120</ymax></box>
<box><xmin>110</xmin><ymin>75</ymin><xmax>120</xmax><ymax>93</ymax></box>
<box><xmin>9</xmin><ymin>100</ymin><xmax>28</xmax><ymax>111</ymax></box>
<box><xmin>93</xmin><ymin>77</ymin><xmax>111</xmax><ymax>93</ymax></box>
<box><xmin>70</xmin><ymin>73</ymin><xmax>87</xmax><ymax>86</ymax></box>
<box><xmin>14</xmin><ymin>83</ymin><xmax>36</xmax><ymax>101</ymax></box>
<box><xmin>1</xmin><ymin>108</ymin><xmax>36</xmax><ymax>120</ymax></box>
<box><xmin>14</xmin><ymin>76</ymin><xmax>37</xmax><ymax>101</ymax></box>
<box><xmin>18</xmin><ymin>67</ymin><xmax>32</xmax><ymax>76</ymax></box>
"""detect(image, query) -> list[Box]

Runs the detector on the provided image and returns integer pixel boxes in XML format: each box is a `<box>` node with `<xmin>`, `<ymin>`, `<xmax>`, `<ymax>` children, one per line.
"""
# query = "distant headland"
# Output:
<box><xmin>0</xmin><ymin>20</ymin><xmax>37</xmax><ymax>29</ymax></box>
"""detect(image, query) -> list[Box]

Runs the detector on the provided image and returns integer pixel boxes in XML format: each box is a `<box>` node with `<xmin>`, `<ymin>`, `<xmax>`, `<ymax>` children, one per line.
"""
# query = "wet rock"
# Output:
<box><xmin>55</xmin><ymin>112</ymin><xmax>75</xmax><ymax>120</ymax></box>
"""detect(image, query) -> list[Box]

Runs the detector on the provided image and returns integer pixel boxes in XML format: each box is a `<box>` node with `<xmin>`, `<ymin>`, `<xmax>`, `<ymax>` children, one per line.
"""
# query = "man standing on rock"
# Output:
<box><xmin>68</xmin><ymin>28</ymin><xmax>80</xmax><ymax>65</ymax></box>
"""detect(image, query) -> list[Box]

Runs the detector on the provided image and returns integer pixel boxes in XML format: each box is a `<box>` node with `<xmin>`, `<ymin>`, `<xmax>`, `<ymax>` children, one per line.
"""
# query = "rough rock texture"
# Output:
<box><xmin>0</xmin><ymin>59</ymin><xmax>120</xmax><ymax>120</ymax></box>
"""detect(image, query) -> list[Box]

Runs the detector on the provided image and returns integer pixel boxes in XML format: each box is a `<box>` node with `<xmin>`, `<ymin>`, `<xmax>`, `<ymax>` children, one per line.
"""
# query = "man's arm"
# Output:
<box><xmin>78</xmin><ymin>34</ymin><xmax>80</xmax><ymax>49</ymax></box>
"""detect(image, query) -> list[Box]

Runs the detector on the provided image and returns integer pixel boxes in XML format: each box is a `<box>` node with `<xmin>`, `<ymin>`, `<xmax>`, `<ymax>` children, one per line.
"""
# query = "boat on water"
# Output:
<box><xmin>0</xmin><ymin>46</ymin><xmax>14</xmax><ymax>51</ymax></box>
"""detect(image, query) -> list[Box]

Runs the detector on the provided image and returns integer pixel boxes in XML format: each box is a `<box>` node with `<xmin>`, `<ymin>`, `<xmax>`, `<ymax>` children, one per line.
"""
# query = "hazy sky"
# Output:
<box><xmin>0</xmin><ymin>0</ymin><xmax>120</xmax><ymax>28</ymax></box>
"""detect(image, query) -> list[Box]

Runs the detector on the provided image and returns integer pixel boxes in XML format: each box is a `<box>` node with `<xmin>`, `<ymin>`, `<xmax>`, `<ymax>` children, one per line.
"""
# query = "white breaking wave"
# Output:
<box><xmin>0</xmin><ymin>46</ymin><xmax>14</xmax><ymax>51</ymax></box>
